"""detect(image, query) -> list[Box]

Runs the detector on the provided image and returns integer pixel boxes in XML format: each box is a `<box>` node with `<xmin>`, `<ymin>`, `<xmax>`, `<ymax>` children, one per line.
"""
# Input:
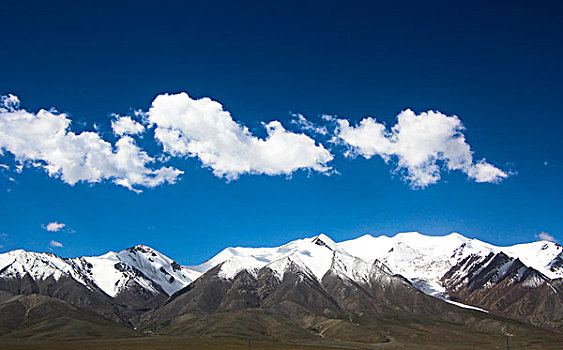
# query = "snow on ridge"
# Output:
<box><xmin>0</xmin><ymin>249</ymin><xmax>87</xmax><ymax>285</ymax></box>
<box><xmin>77</xmin><ymin>245</ymin><xmax>202</xmax><ymax>297</ymax></box>
<box><xmin>0</xmin><ymin>245</ymin><xmax>201</xmax><ymax>298</ymax></box>
<box><xmin>1</xmin><ymin>232</ymin><xmax>560</xmax><ymax>301</ymax></box>
<box><xmin>337</xmin><ymin>232</ymin><xmax>562</xmax><ymax>296</ymax></box>
<box><xmin>344</xmin><ymin>232</ymin><xmax>562</xmax><ymax>277</ymax></box>
<box><xmin>202</xmin><ymin>234</ymin><xmax>342</xmax><ymax>282</ymax></box>
<box><xmin>117</xmin><ymin>245</ymin><xmax>201</xmax><ymax>295</ymax></box>
<box><xmin>328</xmin><ymin>251</ymin><xmax>392</xmax><ymax>286</ymax></box>
<box><xmin>265</xmin><ymin>254</ymin><xmax>318</xmax><ymax>281</ymax></box>
<box><xmin>337</xmin><ymin>232</ymin><xmax>473</xmax><ymax>296</ymax></box>
<box><xmin>217</xmin><ymin>255</ymin><xmax>267</xmax><ymax>280</ymax></box>
<box><xmin>208</xmin><ymin>235</ymin><xmax>396</xmax><ymax>285</ymax></box>
<box><xmin>77</xmin><ymin>252</ymin><xmax>132</xmax><ymax>297</ymax></box>
<box><xmin>501</xmin><ymin>241</ymin><xmax>562</xmax><ymax>279</ymax></box>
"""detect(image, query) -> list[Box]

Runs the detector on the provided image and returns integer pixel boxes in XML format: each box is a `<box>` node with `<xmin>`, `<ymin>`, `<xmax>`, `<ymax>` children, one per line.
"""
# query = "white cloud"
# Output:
<box><xmin>0</xmin><ymin>95</ymin><xmax>182</xmax><ymax>192</ymax></box>
<box><xmin>0</xmin><ymin>93</ymin><xmax>512</xmax><ymax>191</ymax></box>
<box><xmin>111</xmin><ymin>115</ymin><xmax>145</xmax><ymax>136</ymax></box>
<box><xmin>147</xmin><ymin>92</ymin><xmax>333</xmax><ymax>179</ymax></box>
<box><xmin>290</xmin><ymin>113</ymin><xmax>328</xmax><ymax>136</ymax></box>
<box><xmin>536</xmin><ymin>231</ymin><xmax>556</xmax><ymax>242</ymax></box>
<box><xmin>467</xmin><ymin>160</ymin><xmax>509</xmax><ymax>183</ymax></box>
<box><xmin>49</xmin><ymin>240</ymin><xmax>63</xmax><ymax>248</ymax></box>
<box><xmin>1</xmin><ymin>95</ymin><xmax>19</xmax><ymax>111</ymax></box>
<box><xmin>335</xmin><ymin>109</ymin><xmax>508</xmax><ymax>188</ymax></box>
<box><xmin>44</xmin><ymin>222</ymin><xmax>66</xmax><ymax>232</ymax></box>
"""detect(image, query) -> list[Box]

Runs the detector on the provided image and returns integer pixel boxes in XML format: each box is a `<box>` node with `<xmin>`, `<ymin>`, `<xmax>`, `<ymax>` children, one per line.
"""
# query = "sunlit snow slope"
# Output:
<box><xmin>0</xmin><ymin>232</ymin><xmax>560</xmax><ymax>303</ymax></box>
<box><xmin>0</xmin><ymin>245</ymin><xmax>201</xmax><ymax>298</ymax></box>
<box><xmin>338</xmin><ymin>232</ymin><xmax>562</xmax><ymax>296</ymax></box>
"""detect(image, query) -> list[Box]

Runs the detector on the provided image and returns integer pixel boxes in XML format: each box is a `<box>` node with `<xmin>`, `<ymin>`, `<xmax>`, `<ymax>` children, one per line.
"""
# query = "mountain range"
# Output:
<box><xmin>1</xmin><ymin>232</ymin><xmax>562</xmax><ymax>348</ymax></box>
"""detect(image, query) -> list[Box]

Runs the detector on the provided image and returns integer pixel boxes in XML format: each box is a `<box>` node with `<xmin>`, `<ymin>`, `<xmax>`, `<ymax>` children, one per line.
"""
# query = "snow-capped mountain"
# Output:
<box><xmin>439</xmin><ymin>250</ymin><xmax>562</xmax><ymax>328</ymax></box>
<box><xmin>73</xmin><ymin>244</ymin><xmax>201</xmax><ymax>297</ymax></box>
<box><xmin>0</xmin><ymin>244</ymin><xmax>201</xmax><ymax>299</ymax></box>
<box><xmin>0</xmin><ymin>249</ymin><xmax>84</xmax><ymax>283</ymax></box>
<box><xmin>1</xmin><ymin>232</ymin><xmax>561</xmax><ymax>329</ymax></box>
<box><xmin>183</xmin><ymin>232</ymin><xmax>561</xmax><ymax>300</ymax></box>
<box><xmin>190</xmin><ymin>234</ymin><xmax>349</xmax><ymax>281</ymax></box>
<box><xmin>442</xmin><ymin>251</ymin><xmax>548</xmax><ymax>293</ymax></box>
<box><xmin>338</xmin><ymin>232</ymin><xmax>562</xmax><ymax>296</ymax></box>
<box><xmin>139</xmin><ymin>238</ymin><xmax>461</xmax><ymax>335</ymax></box>
<box><xmin>0</xmin><ymin>244</ymin><xmax>204</xmax><ymax>325</ymax></box>
<box><xmin>174</xmin><ymin>231</ymin><xmax>561</xmax><ymax>330</ymax></box>
<box><xmin>2</xmin><ymin>232</ymin><xmax>559</xmax><ymax>302</ymax></box>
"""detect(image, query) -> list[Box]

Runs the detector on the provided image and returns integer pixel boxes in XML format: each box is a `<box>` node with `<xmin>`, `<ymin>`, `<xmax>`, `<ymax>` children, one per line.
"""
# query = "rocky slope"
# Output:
<box><xmin>442</xmin><ymin>252</ymin><xmax>563</xmax><ymax>329</ymax></box>
<box><xmin>0</xmin><ymin>232</ymin><xmax>561</xmax><ymax>333</ymax></box>
<box><xmin>0</xmin><ymin>290</ymin><xmax>137</xmax><ymax>340</ymax></box>
<box><xmin>0</xmin><ymin>245</ymin><xmax>201</xmax><ymax>325</ymax></box>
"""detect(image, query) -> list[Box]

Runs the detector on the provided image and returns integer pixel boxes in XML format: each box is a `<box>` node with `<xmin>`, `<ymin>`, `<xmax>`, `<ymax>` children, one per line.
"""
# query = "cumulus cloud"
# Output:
<box><xmin>147</xmin><ymin>92</ymin><xmax>333</xmax><ymax>179</ymax></box>
<box><xmin>0</xmin><ymin>92</ymin><xmax>511</xmax><ymax>191</ymax></box>
<box><xmin>49</xmin><ymin>240</ymin><xmax>63</xmax><ymax>248</ymax></box>
<box><xmin>111</xmin><ymin>115</ymin><xmax>145</xmax><ymax>136</ymax></box>
<box><xmin>0</xmin><ymin>95</ymin><xmax>182</xmax><ymax>192</ymax></box>
<box><xmin>43</xmin><ymin>222</ymin><xmax>66</xmax><ymax>232</ymax></box>
<box><xmin>536</xmin><ymin>231</ymin><xmax>556</xmax><ymax>242</ymax></box>
<box><xmin>334</xmin><ymin>109</ymin><xmax>508</xmax><ymax>188</ymax></box>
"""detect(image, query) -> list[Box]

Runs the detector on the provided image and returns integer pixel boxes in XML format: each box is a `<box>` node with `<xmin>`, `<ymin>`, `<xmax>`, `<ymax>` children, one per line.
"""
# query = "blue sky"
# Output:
<box><xmin>0</xmin><ymin>1</ymin><xmax>561</xmax><ymax>264</ymax></box>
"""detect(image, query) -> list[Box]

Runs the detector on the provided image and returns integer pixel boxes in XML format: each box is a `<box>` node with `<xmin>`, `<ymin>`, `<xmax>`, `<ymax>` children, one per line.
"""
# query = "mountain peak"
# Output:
<box><xmin>311</xmin><ymin>233</ymin><xmax>337</xmax><ymax>250</ymax></box>
<box><xmin>446</xmin><ymin>232</ymin><xmax>465</xmax><ymax>239</ymax></box>
<box><xmin>125</xmin><ymin>244</ymin><xmax>154</xmax><ymax>253</ymax></box>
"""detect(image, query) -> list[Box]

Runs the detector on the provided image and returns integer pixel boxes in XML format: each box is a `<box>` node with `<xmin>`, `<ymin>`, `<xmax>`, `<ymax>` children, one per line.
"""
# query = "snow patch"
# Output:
<box><xmin>444</xmin><ymin>299</ymin><xmax>489</xmax><ymax>313</ymax></box>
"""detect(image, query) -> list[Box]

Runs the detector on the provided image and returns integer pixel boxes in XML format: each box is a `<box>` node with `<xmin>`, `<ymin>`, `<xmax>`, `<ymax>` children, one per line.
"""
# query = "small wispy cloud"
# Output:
<box><xmin>43</xmin><ymin>222</ymin><xmax>66</xmax><ymax>232</ymax></box>
<box><xmin>49</xmin><ymin>240</ymin><xmax>63</xmax><ymax>248</ymax></box>
<box><xmin>290</xmin><ymin>113</ymin><xmax>328</xmax><ymax>136</ymax></box>
<box><xmin>536</xmin><ymin>231</ymin><xmax>556</xmax><ymax>242</ymax></box>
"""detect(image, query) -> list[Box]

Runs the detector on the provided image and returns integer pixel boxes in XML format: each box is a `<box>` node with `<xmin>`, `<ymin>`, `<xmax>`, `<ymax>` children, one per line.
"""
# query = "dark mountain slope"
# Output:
<box><xmin>0</xmin><ymin>271</ymin><xmax>166</xmax><ymax>327</ymax></box>
<box><xmin>141</xmin><ymin>252</ymin><xmax>543</xmax><ymax>343</ymax></box>
<box><xmin>0</xmin><ymin>292</ymin><xmax>137</xmax><ymax>340</ymax></box>
<box><xmin>442</xmin><ymin>252</ymin><xmax>563</xmax><ymax>330</ymax></box>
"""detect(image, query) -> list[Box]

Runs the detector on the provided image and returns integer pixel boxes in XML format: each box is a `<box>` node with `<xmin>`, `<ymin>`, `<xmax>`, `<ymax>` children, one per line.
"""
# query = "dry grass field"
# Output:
<box><xmin>1</xmin><ymin>332</ymin><xmax>562</xmax><ymax>350</ymax></box>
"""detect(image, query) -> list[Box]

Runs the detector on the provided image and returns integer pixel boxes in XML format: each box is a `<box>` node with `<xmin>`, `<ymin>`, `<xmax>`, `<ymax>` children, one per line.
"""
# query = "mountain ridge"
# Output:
<box><xmin>2</xmin><ymin>232</ymin><xmax>561</xmax><ymax>299</ymax></box>
<box><xmin>1</xmin><ymin>232</ymin><xmax>562</xmax><ymax>331</ymax></box>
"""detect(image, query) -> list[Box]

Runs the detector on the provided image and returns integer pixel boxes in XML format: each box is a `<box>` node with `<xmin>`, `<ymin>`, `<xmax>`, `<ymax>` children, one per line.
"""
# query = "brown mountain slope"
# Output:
<box><xmin>0</xmin><ymin>271</ymin><xmax>167</xmax><ymax>327</ymax></box>
<box><xmin>140</xmin><ymin>252</ymin><xmax>554</xmax><ymax>344</ymax></box>
<box><xmin>442</xmin><ymin>252</ymin><xmax>563</xmax><ymax>330</ymax></box>
<box><xmin>0</xmin><ymin>292</ymin><xmax>138</xmax><ymax>341</ymax></box>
